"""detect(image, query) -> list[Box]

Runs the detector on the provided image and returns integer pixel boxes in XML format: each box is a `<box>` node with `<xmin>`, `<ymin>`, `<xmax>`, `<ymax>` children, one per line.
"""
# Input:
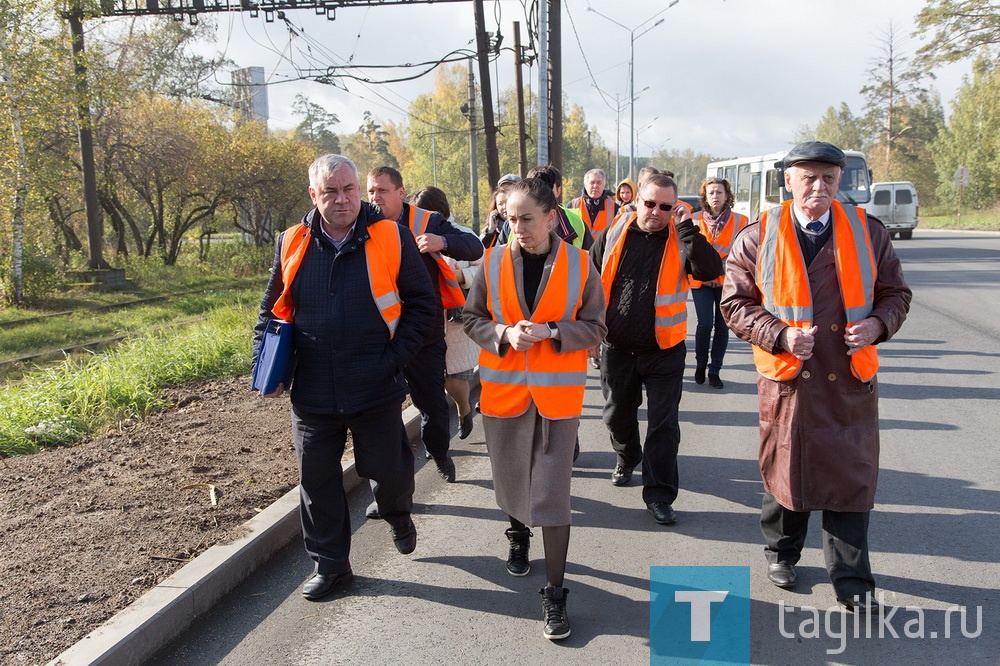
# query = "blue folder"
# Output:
<box><xmin>252</xmin><ymin>319</ymin><xmax>295</xmax><ymax>394</ymax></box>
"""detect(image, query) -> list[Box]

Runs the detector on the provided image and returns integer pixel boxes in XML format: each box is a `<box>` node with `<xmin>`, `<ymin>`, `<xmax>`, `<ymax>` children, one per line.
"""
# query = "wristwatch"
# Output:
<box><xmin>546</xmin><ymin>321</ymin><xmax>558</xmax><ymax>338</ymax></box>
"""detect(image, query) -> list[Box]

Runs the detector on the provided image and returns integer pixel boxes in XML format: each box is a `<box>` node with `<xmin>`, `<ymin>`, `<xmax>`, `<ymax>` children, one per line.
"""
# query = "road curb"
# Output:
<box><xmin>48</xmin><ymin>405</ymin><xmax>424</xmax><ymax>666</ymax></box>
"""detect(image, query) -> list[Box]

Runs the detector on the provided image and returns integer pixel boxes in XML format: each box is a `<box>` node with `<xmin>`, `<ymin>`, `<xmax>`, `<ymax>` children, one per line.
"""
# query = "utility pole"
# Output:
<box><xmin>513</xmin><ymin>21</ymin><xmax>528</xmax><ymax>178</ymax></box>
<box><xmin>536</xmin><ymin>0</ymin><xmax>549</xmax><ymax>166</ymax></box>
<box><xmin>67</xmin><ymin>7</ymin><xmax>108</xmax><ymax>270</ymax></box>
<box><xmin>548</xmin><ymin>0</ymin><xmax>562</xmax><ymax>172</ymax></box>
<box><xmin>473</xmin><ymin>0</ymin><xmax>499</xmax><ymax>188</ymax></box>
<box><xmin>465</xmin><ymin>59</ymin><xmax>481</xmax><ymax>233</ymax></box>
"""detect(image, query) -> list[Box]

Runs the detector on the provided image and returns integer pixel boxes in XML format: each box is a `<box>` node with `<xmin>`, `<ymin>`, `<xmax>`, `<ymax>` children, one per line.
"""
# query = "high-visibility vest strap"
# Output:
<box><xmin>479</xmin><ymin>240</ymin><xmax>590</xmax><ymax>419</ymax></box>
<box><xmin>690</xmin><ymin>211</ymin><xmax>748</xmax><ymax>288</ymax></box>
<box><xmin>601</xmin><ymin>214</ymin><xmax>689</xmax><ymax>350</ymax></box>
<box><xmin>753</xmin><ymin>201</ymin><xmax>879</xmax><ymax>381</ymax></box>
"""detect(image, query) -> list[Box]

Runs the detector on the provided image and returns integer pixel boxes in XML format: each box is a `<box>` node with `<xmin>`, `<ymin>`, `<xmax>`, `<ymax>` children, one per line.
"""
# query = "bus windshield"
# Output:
<box><xmin>837</xmin><ymin>156</ymin><xmax>871</xmax><ymax>204</ymax></box>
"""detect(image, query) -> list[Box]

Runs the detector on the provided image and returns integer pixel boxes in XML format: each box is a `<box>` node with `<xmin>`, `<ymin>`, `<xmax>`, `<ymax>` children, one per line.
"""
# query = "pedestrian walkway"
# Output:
<box><xmin>151</xmin><ymin>338</ymin><xmax>998</xmax><ymax>665</ymax></box>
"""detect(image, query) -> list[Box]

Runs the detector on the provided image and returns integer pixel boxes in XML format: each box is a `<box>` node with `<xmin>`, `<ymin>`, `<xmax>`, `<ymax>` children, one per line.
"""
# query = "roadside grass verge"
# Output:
<box><xmin>920</xmin><ymin>204</ymin><xmax>1000</xmax><ymax>232</ymax></box>
<box><xmin>0</xmin><ymin>305</ymin><xmax>256</xmax><ymax>458</ymax></box>
<box><xmin>0</xmin><ymin>287</ymin><xmax>264</xmax><ymax>360</ymax></box>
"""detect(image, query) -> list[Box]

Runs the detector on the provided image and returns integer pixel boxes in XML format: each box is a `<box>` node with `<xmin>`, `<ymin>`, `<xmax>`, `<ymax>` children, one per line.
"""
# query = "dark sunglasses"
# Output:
<box><xmin>641</xmin><ymin>199</ymin><xmax>672</xmax><ymax>212</ymax></box>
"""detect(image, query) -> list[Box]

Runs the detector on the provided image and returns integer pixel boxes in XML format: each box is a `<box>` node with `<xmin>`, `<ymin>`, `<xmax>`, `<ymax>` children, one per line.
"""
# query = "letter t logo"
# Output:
<box><xmin>674</xmin><ymin>591</ymin><xmax>729</xmax><ymax>641</ymax></box>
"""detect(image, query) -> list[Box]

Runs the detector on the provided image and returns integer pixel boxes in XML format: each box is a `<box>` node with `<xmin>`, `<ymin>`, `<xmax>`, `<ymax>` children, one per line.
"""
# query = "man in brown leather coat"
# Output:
<box><xmin>720</xmin><ymin>141</ymin><xmax>911</xmax><ymax>613</ymax></box>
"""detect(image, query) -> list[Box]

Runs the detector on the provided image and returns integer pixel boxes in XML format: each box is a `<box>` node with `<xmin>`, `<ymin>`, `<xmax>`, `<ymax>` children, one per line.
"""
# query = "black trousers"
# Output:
<box><xmin>292</xmin><ymin>399</ymin><xmax>414</xmax><ymax>574</ymax></box>
<box><xmin>760</xmin><ymin>492</ymin><xmax>875</xmax><ymax>599</ymax></box>
<box><xmin>403</xmin><ymin>337</ymin><xmax>451</xmax><ymax>461</ymax></box>
<box><xmin>600</xmin><ymin>342</ymin><xmax>686</xmax><ymax>505</ymax></box>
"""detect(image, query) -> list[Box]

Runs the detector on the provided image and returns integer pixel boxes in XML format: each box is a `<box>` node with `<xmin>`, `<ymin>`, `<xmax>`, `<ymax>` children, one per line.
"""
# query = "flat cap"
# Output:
<box><xmin>782</xmin><ymin>141</ymin><xmax>847</xmax><ymax>168</ymax></box>
<box><xmin>497</xmin><ymin>173</ymin><xmax>522</xmax><ymax>186</ymax></box>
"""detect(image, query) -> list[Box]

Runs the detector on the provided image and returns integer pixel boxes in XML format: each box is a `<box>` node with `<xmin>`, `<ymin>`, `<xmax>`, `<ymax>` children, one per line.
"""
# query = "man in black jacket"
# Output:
<box><xmin>253</xmin><ymin>154</ymin><xmax>437</xmax><ymax>601</ymax></box>
<box><xmin>367</xmin><ymin>166</ymin><xmax>484</xmax><ymax>483</ymax></box>
<box><xmin>591</xmin><ymin>174</ymin><xmax>723</xmax><ymax>526</ymax></box>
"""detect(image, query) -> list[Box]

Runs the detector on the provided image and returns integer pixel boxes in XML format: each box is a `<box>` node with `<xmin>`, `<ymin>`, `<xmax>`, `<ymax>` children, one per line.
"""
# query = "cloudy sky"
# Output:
<box><xmin>184</xmin><ymin>0</ymin><xmax>970</xmax><ymax>159</ymax></box>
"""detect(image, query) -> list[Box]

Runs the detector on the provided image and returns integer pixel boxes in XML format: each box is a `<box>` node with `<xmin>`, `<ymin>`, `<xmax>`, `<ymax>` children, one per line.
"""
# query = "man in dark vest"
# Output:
<box><xmin>253</xmin><ymin>154</ymin><xmax>437</xmax><ymax>600</ymax></box>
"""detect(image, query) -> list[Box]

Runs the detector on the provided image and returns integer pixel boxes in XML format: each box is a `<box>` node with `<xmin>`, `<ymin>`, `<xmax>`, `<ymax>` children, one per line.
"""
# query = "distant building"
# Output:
<box><xmin>232</xmin><ymin>66</ymin><xmax>268</xmax><ymax>125</ymax></box>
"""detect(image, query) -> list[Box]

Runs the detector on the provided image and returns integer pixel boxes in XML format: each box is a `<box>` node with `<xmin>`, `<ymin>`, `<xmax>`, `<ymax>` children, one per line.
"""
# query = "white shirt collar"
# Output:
<box><xmin>791</xmin><ymin>205</ymin><xmax>831</xmax><ymax>234</ymax></box>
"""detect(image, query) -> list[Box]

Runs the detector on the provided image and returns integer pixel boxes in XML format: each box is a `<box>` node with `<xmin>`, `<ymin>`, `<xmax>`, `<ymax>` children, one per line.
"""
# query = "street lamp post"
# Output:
<box><xmin>588</xmin><ymin>0</ymin><xmax>679</xmax><ymax>180</ymax></box>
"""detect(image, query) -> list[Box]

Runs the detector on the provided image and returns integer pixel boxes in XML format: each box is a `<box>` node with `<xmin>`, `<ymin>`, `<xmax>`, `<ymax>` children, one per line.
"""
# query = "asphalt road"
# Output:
<box><xmin>152</xmin><ymin>229</ymin><xmax>1000</xmax><ymax>665</ymax></box>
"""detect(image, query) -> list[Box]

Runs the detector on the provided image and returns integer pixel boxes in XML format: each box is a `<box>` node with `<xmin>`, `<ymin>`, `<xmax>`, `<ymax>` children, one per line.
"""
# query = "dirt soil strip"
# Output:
<box><xmin>0</xmin><ymin>376</ymin><xmax>303</xmax><ymax>666</ymax></box>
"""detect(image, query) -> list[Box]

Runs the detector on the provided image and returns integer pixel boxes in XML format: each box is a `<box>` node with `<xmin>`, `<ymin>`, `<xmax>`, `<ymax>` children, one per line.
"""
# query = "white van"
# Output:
<box><xmin>864</xmin><ymin>182</ymin><xmax>918</xmax><ymax>240</ymax></box>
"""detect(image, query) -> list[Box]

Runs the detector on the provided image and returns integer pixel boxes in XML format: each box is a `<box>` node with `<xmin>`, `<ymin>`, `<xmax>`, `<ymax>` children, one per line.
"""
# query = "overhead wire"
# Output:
<box><xmin>563</xmin><ymin>0</ymin><xmax>621</xmax><ymax>113</ymax></box>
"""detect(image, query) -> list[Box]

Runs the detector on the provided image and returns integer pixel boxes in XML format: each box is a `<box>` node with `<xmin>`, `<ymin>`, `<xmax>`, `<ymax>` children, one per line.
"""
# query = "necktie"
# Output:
<box><xmin>806</xmin><ymin>220</ymin><xmax>824</xmax><ymax>233</ymax></box>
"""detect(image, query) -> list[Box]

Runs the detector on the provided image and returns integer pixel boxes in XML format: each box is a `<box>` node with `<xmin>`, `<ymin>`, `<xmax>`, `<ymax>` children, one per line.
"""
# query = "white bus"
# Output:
<box><xmin>705</xmin><ymin>150</ymin><xmax>873</xmax><ymax>221</ymax></box>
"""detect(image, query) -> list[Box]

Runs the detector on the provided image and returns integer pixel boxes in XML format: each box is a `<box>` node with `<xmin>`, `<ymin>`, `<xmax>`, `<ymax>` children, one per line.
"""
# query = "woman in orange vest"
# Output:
<box><xmin>463</xmin><ymin>178</ymin><xmax>606</xmax><ymax>641</ymax></box>
<box><xmin>690</xmin><ymin>177</ymin><xmax>749</xmax><ymax>388</ymax></box>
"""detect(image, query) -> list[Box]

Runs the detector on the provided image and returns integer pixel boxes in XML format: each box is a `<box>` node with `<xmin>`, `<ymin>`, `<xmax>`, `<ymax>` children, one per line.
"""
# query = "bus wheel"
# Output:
<box><xmin>899</xmin><ymin>230</ymin><xmax>913</xmax><ymax>240</ymax></box>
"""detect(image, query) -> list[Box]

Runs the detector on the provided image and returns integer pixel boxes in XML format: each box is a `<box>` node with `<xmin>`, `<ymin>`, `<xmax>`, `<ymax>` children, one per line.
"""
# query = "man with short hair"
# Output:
<box><xmin>591</xmin><ymin>174</ymin><xmax>723</xmax><ymax>525</ymax></box>
<box><xmin>253</xmin><ymin>154</ymin><xmax>437</xmax><ymax>600</ymax></box>
<box><xmin>367</xmin><ymin>166</ymin><xmax>484</xmax><ymax>483</ymax></box>
<box><xmin>570</xmin><ymin>168</ymin><xmax>618</xmax><ymax>234</ymax></box>
<box><xmin>721</xmin><ymin>141</ymin><xmax>911</xmax><ymax>613</ymax></box>
<box><xmin>527</xmin><ymin>164</ymin><xmax>592</xmax><ymax>250</ymax></box>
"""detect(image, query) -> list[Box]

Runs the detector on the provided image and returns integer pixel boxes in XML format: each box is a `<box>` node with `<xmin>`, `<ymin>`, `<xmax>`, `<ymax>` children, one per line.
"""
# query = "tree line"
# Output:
<box><xmin>2</xmin><ymin>1</ymin><xmax>998</xmax><ymax>305</ymax></box>
<box><xmin>795</xmin><ymin>2</ymin><xmax>999</xmax><ymax>211</ymax></box>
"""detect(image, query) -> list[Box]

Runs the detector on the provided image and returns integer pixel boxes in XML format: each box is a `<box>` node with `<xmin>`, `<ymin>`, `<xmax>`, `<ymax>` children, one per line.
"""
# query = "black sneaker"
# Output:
<box><xmin>708</xmin><ymin>374</ymin><xmax>724</xmax><ymax>389</ymax></box>
<box><xmin>694</xmin><ymin>366</ymin><xmax>706</xmax><ymax>384</ymax></box>
<box><xmin>504</xmin><ymin>527</ymin><xmax>532</xmax><ymax>576</ymax></box>
<box><xmin>539</xmin><ymin>586</ymin><xmax>571</xmax><ymax>640</ymax></box>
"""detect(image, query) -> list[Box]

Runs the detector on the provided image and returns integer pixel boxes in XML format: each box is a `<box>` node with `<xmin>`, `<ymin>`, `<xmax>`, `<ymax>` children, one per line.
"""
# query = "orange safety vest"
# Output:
<box><xmin>571</xmin><ymin>195</ymin><xmax>617</xmax><ymax>234</ymax></box>
<box><xmin>271</xmin><ymin>220</ymin><xmax>403</xmax><ymax>337</ymax></box>
<box><xmin>689</xmin><ymin>210</ymin><xmax>749</xmax><ymax>288</ymax></box>
<box><xmin>405</xmin><ymin>205</ymin><xmax>466</xmax><ymax>310</ymax></box>
<box><xmin>754</xmin><ymin>200</ymin><xmax>879</xmax><ymax>381</ymax></box>
<box><xmin>600</xmin><ymin>212</ymin><xmax>689</xmax><ymax>349</ymax></box>
<box><xmin>478</xmin><ymin>241</ymin><xmax>590</xmax><ymax>420</ymax></box>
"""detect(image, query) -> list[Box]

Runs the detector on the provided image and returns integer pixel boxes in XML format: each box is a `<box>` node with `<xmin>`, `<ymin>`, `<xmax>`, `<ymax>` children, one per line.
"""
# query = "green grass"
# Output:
<box><xmin>0</xmin><ymin>287</ymin><xmax>264</xmax><ymax>360</ymax></box>
<box><xmin>919</xmin><ymin>204</ymin><xmax>1000</xmax><ymax>231</ymax></box>
<box><xmin>0</xmin><ymin>304</ymin><xmax>256</xmax><ymax>457</ymax></box>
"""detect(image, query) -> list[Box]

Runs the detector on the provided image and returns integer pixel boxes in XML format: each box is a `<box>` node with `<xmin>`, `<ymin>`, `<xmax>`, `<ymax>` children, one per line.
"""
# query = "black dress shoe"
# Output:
<box><xmin>646</xmin><ymin>501</ymin><xmax>677</xmax><ymax>525</ymax></box>
<box><xmin>694</xmin><ymin>366</ymin><xmax>706</xmax><ymax>384</ymax></box>
<box><xmin>611</xmin><ymin>462</ymin><xmax>636</xmax><ymax>486</ymax></box>
<box><xmin>708</xmin><ymin>374</ymin><xmax>724</xmax><ymax>389</ymax></box>
<box><xmin>838</xmin><ymin>593</ymin><xmax>881</xmax><ymax>615</ymax></box>
<box><xmin>390</xmin><ymin>518</ymin><xmax>417</xmax><ymax>554</ymax></box>
<box><xmin>767</xmin><ymin>563</ymin><xmax>797</xmax><ymax>589</ymax></box>
<box><xmin>365</xmin><ymin>501</ymin><xmax>380</xmax><ymax>520</ymax></box>
<box><xmin>459</xmin><ymin>412</ymin><xmax>475</xmax><ymax>440</ymax></box>
<box><xmin>573</xmin><ymin>437</ymin><xmax>580</xmax><ymax>463</ymax></box>
<box><xmin>434</xmin><ymin>456</ymin><xmax>456</xmax><ymax>483</ymax></box>
<box><xmin>302</xmin><ymin>570</ymin><xmax>353</xmax><ymax>600</ymax></box>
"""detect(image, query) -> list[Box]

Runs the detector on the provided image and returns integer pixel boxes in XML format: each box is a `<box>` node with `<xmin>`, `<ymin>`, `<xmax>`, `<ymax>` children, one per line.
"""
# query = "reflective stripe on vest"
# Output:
<box><xmin>600</xmin><ymin>212</ymin><xmax>689</xmax><ymax>349</ymax></box>
<box><xmin>573</xmin><ymin>196</ymin><xmax>616</xmax><ymax>234</ymax></box>
<box><xmin>753</xmin><ymin>201</ymin><xmax>879</xmax><ymax>381</ymax></box>
<box><xmin>689</xmin><ymin>210</ymin><xmax>749</xmax><ymax>288</ymax></box>
<box><xmin>479</xmin><ymin>240</ymin><xmax>589</xmax><ymax>420</ymax></box>
<box><xmin>406</xmin><ymin>205</ymin><xmax>466</xmax><ymax>310</ymax></box>
<box><xmin>272</xmin><ymin>220</ymin><xmax>402</xmax><ymax>337</ymax></box>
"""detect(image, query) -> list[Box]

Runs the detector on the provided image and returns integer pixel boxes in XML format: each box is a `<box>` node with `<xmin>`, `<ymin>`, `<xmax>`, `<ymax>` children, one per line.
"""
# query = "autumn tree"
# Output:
<box><xmin>932</xmin><ymin>56</ymin><xmax>1000</xmax><ymax>208</ymax></box>
<box><xmin>795</xmin><ymin>103</ymin><xmax>870</xmax><ymax>152</ymax></box>
<box><xmin>914</xmin><ymin>0</ymin><xmax>1000</xmax><ymax>68</ymax></box>
<box><xmin>292</xmin><ymin>93</ymin><xmax>340</xmax><ymax>154</ymax></box>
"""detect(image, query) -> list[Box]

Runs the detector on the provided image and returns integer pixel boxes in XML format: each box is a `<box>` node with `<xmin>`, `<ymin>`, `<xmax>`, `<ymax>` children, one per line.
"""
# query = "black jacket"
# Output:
<box><xmin>384</xmin><ymin>203</ymin><xmax>484</xmax><ymax>342</ymax></box>
<box><xmin>253</xmin><ymin>203</ymin><xmax>437</xmax><ymax>414</ymax></box>
<box><xmin>590</xmin><ymin>217</ymin><xmax>723</xmax><ymax>352</ymax></box>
